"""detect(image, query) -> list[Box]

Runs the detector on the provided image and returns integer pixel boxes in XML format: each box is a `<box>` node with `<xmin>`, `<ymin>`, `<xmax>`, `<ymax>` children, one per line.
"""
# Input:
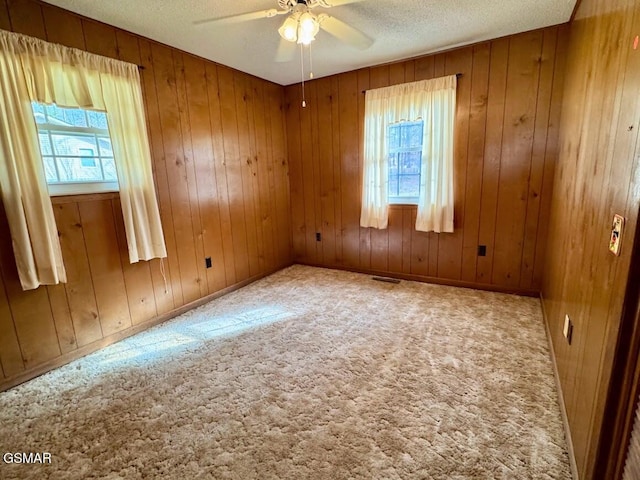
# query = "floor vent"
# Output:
<box><xmin>372</xmin><ymin>276</ymin><xmax>401</xmax><ymax>284</ymax></box>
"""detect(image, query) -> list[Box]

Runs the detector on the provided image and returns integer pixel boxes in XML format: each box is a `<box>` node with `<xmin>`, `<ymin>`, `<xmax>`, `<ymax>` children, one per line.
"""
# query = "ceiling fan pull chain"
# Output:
<box><xmin>300</xmin><ymin>43</ymin><xmax>307</xmax><ymax>107</ymax></box>
<box><xmin>309</xmin><ymin>42</ymin><xmax>314</xmax><ymax>79</ymax></box>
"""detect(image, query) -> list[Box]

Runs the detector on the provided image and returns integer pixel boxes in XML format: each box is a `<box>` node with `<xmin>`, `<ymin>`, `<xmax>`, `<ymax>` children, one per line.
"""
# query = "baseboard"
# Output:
<box><xmin>540</xmin><ymin>294</ymin><xmax>580</xmax><ymax>480</ymax></box>
<box><xmin>0</xmin><ymin>263</ymin><xmax>290</xmax><ymax>393</ymax></box>
<box><xmin>295</xmin><ymin>261</ymin><xmax>540</xmax><ymax>297</ymax></box>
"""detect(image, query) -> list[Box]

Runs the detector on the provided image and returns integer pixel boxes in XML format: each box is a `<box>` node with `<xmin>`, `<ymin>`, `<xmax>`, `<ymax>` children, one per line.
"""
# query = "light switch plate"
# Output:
<box><xmin>609</xmin><ymin>214</ymin><xmax>625</xmax><ymax>256</ymax></box>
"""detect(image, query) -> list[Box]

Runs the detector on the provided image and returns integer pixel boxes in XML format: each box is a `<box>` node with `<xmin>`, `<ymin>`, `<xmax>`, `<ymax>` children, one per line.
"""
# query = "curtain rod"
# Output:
<box><xmin>361</xmin><ymin>72</ymin><xmax>462</xmax><ymax>94</ymax></box>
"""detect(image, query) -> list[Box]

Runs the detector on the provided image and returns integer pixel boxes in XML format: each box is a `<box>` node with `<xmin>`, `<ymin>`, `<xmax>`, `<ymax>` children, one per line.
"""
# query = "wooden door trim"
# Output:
<box><xmin>595</xmin><ymin>209</ymin><xmax>640</xmax><ymax>479</ymax></box>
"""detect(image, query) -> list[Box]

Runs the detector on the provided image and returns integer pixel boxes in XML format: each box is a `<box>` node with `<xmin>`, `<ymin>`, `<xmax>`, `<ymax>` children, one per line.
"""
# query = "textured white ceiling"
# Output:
<box><xmin>40</xmin><ymin>0</ymin><xmax>577</xmax><ymax>86</ymax></box>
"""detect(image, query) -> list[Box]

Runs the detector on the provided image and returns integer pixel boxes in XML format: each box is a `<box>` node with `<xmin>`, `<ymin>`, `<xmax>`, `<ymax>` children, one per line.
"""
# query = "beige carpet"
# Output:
<box><xmin>0</xmin><ymin>265</ymin><xmax>571</xmax><ymax>479</ymax></box>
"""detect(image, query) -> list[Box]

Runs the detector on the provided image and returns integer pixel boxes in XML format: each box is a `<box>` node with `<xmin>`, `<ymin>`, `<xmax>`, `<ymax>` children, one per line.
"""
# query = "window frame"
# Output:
<box><xmin>387</xmin><ymin>120</ymin><xmax>424</xmax><ymax>206</ymax></box>
<box><xmin>32</xmin><ymin>103</ymin><xmax>119</xmax><ymax>197</ymax></box>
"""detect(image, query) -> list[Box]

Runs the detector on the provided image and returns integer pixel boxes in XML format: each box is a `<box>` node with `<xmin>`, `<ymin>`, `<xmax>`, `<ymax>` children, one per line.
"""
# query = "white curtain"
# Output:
<box><xmin>0</xmin><ymin>31</ymin><xmax>66</xmax><ymax>290</ymax></box>
<box><xmin>0</xmin><ymin>29</ymin><xmax>167</xmax><ymax>289</ymax></box>
<box><xmin>360</xmin><ymin>75</ymin><xmax>457</xmax><ymax>233</ymax></box>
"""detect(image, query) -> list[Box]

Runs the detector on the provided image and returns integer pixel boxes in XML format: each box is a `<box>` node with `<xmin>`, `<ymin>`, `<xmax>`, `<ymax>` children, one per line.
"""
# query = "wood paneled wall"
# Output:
<box><xmin>541</xmin><ymin>0</ymin><xmax>640</xmax><ymax>478</ymax></box>
<box><xmin>284</xmin><ymin>26</ymin><xmax>568</xmax><ymax>294</ymax></box>
<box><xmin>0</xmin><ymin>0</ymin><xmax>291</xmax><ymax>390</ymax></box>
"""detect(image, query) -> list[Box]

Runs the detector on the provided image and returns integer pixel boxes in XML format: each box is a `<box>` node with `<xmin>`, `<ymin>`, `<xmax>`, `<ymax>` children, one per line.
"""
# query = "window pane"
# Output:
<box><xmin>44</xmin><ymin>104</ymin><xmax>88</xmax><ymax>127</ymax></box>
<box><xmin>87</xmin><ymin>110</ymin><xmax>109</xmax><ymax>130</ymax></box>
<box><xmin>400</xmin><ymin>151</ymin><xmax>421</xmax><ymax>175</ymax></box>
<box><xmin>65</xmin><ymin>108</ymin><xmax>87</xmax><ymax>127</ymax></box>
<box><xmin>51</xmin><ymin>133</ymin><xmax>98</xmax><ymax>156</ymax></box>
<box><xmin>407</xmin><ymin>123</ymin><xmax>423</xmax><ymax>147</ymax></box>
<box><xmin>42</xmin><ymin>157</ymin><xmax>58</xmax><ymax>183</ymax></box>
<box><xmin>32</xmin><ymin>102</ymin><xmax>119</xmax><ymax>193</ymax></box>
<box><xmin>388</xmin><ymin>155</ymin><xmax>399</xmax><ymax>176</ymax></box>
<box><xmin>102</xmin><ymin>158</ymin><xmax>118</xmax><ymax>181</ymax></box>
<box><xmin>31</xmin><ymin>103</ymin><xmax>46</xmax><ymax>124</ymax></box>
<box><xmin>388</xmin><ymin>125</ymin><xmax>400</xmax><ymax>150</ymax></box>
<box><xmin>399</xmin><ymin>174</ymin><xmax>420</xmax><ymax>197</ymax></box>
<box><xmin>37</xmin><ymin>133</ymin><xmax>53</xmax><ymax>155</ymax></box>
<box><xmin>44</xmin><ymin>104</ymin><xmax>64</xmax><ymax>125</ymax></box>
<box><xmin>389</xmin><ymin>176</ymin><xmax>399</xmax><ymax>197</ymax></box>
<box><xmin>97</xmin><ymin>136</ymin><xmax>113</xmax><ymax>157</ymax></box>
<box><xmin>57</xmin><ymin>157</ymin><xmax>103</xmax><ymax>182</ymax></box>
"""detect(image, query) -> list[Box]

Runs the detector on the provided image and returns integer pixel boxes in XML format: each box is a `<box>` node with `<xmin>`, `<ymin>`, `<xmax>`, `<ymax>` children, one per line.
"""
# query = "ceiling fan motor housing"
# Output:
<box><xmin>278</xmin><ymin>0</ymin><xmax>330</xmax><ymax>10</ymax></box>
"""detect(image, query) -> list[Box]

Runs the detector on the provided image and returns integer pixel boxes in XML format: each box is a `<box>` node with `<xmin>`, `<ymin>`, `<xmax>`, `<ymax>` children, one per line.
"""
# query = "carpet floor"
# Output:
<box><xmin>0</xmin><ymin>265</ymin><xmax>571</xmax><ymax>479</ymax></box>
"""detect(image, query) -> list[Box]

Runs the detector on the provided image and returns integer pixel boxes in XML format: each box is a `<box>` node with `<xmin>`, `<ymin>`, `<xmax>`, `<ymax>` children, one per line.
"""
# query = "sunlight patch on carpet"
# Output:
<box><xmin>90</xmin><ymin>305</ymin><xmax>296</xmax><ymax>366</ymax></box>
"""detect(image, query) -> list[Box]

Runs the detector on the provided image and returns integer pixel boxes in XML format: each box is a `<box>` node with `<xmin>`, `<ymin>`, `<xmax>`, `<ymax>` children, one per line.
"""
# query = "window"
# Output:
<box><xmin>387</xmin><ymin>120</ymin><xmax>423</xmax><ymax>204</ymax></box>
<box><xmin>32</xmin><ymin>102</ymin><xmax>118</xmax><ymax>196</ymax></box>
<box><xmin>361</xmin><ymin>76</ymin><xmax>455</xmax><ymax>232</ymax></box>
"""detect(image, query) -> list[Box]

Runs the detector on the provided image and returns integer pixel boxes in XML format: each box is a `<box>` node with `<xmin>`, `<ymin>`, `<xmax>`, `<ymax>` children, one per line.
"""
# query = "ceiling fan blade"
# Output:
<box><xmin>193</xmin><ymin>8</ymin><xmax>284</xmax><ymax>26</ymax></box>
<box><xmin>317</xmin><ymin>0</ymin><xmax>368</xmax><ymax>7</ymax></box>
<box><xmin>319</xmin><ymin>15</ymin><xmax>373</xmax><ymax>50</ymax></box>
<box><xmin>275</xmin><ymin>38</ymin><xmax>297</xmax><ymax>63</ymax></box>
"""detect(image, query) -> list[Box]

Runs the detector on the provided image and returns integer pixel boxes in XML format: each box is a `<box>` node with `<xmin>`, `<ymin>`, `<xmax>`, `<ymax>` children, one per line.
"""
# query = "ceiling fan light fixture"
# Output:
<box><xmin>278</xmin><ymin>16</ymin><xmax>299</xmax><ymax>42</ymax></box>
<box><xmin>297</xmin><ymin>12</ymin><xmax>320</xmax><ymax>45</ymax></box>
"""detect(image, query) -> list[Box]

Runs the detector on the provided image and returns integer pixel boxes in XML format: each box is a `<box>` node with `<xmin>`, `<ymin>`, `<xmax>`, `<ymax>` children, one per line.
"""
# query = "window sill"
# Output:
<box><xmin>51</xmin><ymin>191</ymin><xmax>120</xmax><ymax>205</ymax></box>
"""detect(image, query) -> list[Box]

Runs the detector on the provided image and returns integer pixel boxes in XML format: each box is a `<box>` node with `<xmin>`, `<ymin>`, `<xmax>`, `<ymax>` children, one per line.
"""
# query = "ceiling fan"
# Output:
<box><xmin>194</xmin><ymin>0</ymin><xmax>373</xmax><ymax>62</ymax></box>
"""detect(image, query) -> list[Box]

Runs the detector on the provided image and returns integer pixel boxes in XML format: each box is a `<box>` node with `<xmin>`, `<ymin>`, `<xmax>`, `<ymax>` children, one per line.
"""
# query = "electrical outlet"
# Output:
<box><xmin>563</xmin><ymin>314</ymin><xmax>573</xmax><ymax>345</ymax></box>
<box><xmin>205</xmin><ymin>257</ymin><xmax>212</xmax><ymax>269</ymax></box>
<box><xmin>316</xmin><ymin>232</ymin><xmax>322</xmax><ymax>242</ymax></box>
<box><xmin>477</xmin><ymin>245</ymin><xmax>487</xmax><ymax>256</ymax></box>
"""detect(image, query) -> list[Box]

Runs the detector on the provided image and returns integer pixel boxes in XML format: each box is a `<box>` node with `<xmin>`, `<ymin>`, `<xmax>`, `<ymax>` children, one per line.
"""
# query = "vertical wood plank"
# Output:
<box><xmin>46</xmin><ymin>283</ymin><xmax>77</xmax><ymax>354</ymax></box>
<box><xmin>112</xmin><ymin>199</ymin><xmax>158</xmax><ymax>326</ymax></box>
<box><xmin>533</xmin><ymin>26</ymin><xmax>568</xmax><ymax>289</ymax></box>
<box><xmin>461</xmin><ymin>43</ymin><xmax>490</xmax><ymax>282</ymax></box>
<box><xmin>151</xmin><ymin>42</ymin><xmax>200</xmax><ymax>303</ymax></box>
<box><xmin>437</xmin><ymin>48</ymin><xmax>473</xmax><ymax>280</ymax></box>
<box><xmin>79</xmin><ymin>200</ymin><xmax>132</xmax><ymax>337</ymax></box>
<box><xmin>174</xmin><ymin>52</ymin><xmax>207</xmax><ymax>298</ymax></box>
<box><xmin>491</xmin><ymin>31</ymin><xmax>543</xmax><ymax>287</ymax></box>
<box><xmin>234</xmin><ymin>71</ymin><xmax>261</xmax><ymax>277</ymax></box>
<box><xmin>81</xmin><ymin>19</ymin><xmax>118</xmax><ymax>58</ymax></box>
<box><xmin>317</xmin><ymin>78</ymin><xmax>337</xmax><ymax>265</ymax></box>
<box><xmin>129</xmin><ymin>40</ymin><xmax>174</xmax><ymax>315</ymax></box>
<box><xmin>247</xmin><ymin>77</ymin><xmax>267</xmax><ymax>273</ymax></box>
<box><xmin>402</xmin><ymin>207</ymin><xmax>413</xmax><ymax>272</ymax></box>
<box><xmin>6</xmin><ymin>0</ymin><xmax>44</xmax><ymax>38</ymax></box>
<box><xmin>217</xmin><ymin>66</ymin><xmax>250</xmax><ymax>281</ymax></box>
<box><xmin>331</xmin><ymin>75</ymin><xmax>344</xmax><ymax>265</ymax></box>
<box><xmin>368</xmin><ymin>65</ymin><xmax>390</xmax><ymax>272</ymax></box>
<box><xmin>286</xmin><ymin>85</ymin><xmax>306</xmax><ymax>261</ymax></box>
<box><xmin>260</xmin><ymin>80</ymin><xmax>279</xmax><ymax>270</ymax></box>
<box><xmin>0</xmin><ymin>205</ymin><xmax>60</xmax><ymax>368</ymax></box>
<box><xmin>53</xmin><ymin>202</ymin><xmax>102</xmax><ymax>347</ymax></box>
<box><xmin>338</xmin><ymin>71</ymin><xmax>360</xmax><ymax>267</ymax></box>
<box><xmin>411</xmin><ymin>56</ymin><xmax>434</xmax><ymax>276</ymax></box>
<box><xmin>266</xmin><ymin>83</ymin><xmax>291</xmax><ymax>267</ymax></box>
<box><xmin>139</xmin><ymin>39</ymin><xmax>178</xmax><ymax>313</ymax></box>
<box><xmin>0</xmin><ymin>0</ymin><xmax>10</xmax><ymax>31</ymax></box>
<box><xmin>206</xmin><ymin>64</ymin><xmax>237</xmax><ymax>286</ymax></box>
<box><xmin>251</xmin><ymin>78</ymin><xmax>276</xmax><ymax>272</ymax></box>
<box><xmin>357</xmin><ymin>69</ymin><xmax>370</xmax><ymax>269</ymax></box>
<box><xmin>476</xmin><ymin>38</ymin><xmax>509</xmax><ymax>284</ymax></box>
<box><xmin>410</xmin><ymin>208</ymin><xmax>429</xmax><ymax>275</ymax></box>
<box><xmin>388</xmin><ymin>207</ymin><xmax>403</xmax><ymax>273</ymax></box>
<box><xmin>41</xmin><ymin>3</ymin><xmax>85</xmax><ymax>49</ymax></box>
<box><xmin>519</xmin><ymin>28</ymin><xmax>558</xmax><ymax>290</ymax></box>
<box><xmin>0</xmin><ymin>202</ymin><xmax>25</xmax><ymax>377</ymax></box>
<box><xmin>183</xmin><ymin>54</ymin><xmax>227</xmax><ymax>292</ymax></box>
<box><xmin>300</xmin><ymin>81</ymin><xmax>319</xmax><ymax>264</ymax></box>
<box><xmin>309</xmin><ymin>81</ymin><xmax>323</xmax><ymax>265</ymax></box>
<box><xmin>115</xmin><ymin>30</ymin><xmax>172</xmax><ymax>315</ymax></box>
<box><xmin>428</xmin><ymin>54</ymin><xmax>447</xmax><ymax>277</ymax></box>
<box><xmin>387</xmin><ymin>63</ymin><xmax>406</xmax><ymax>274</ymax></box>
